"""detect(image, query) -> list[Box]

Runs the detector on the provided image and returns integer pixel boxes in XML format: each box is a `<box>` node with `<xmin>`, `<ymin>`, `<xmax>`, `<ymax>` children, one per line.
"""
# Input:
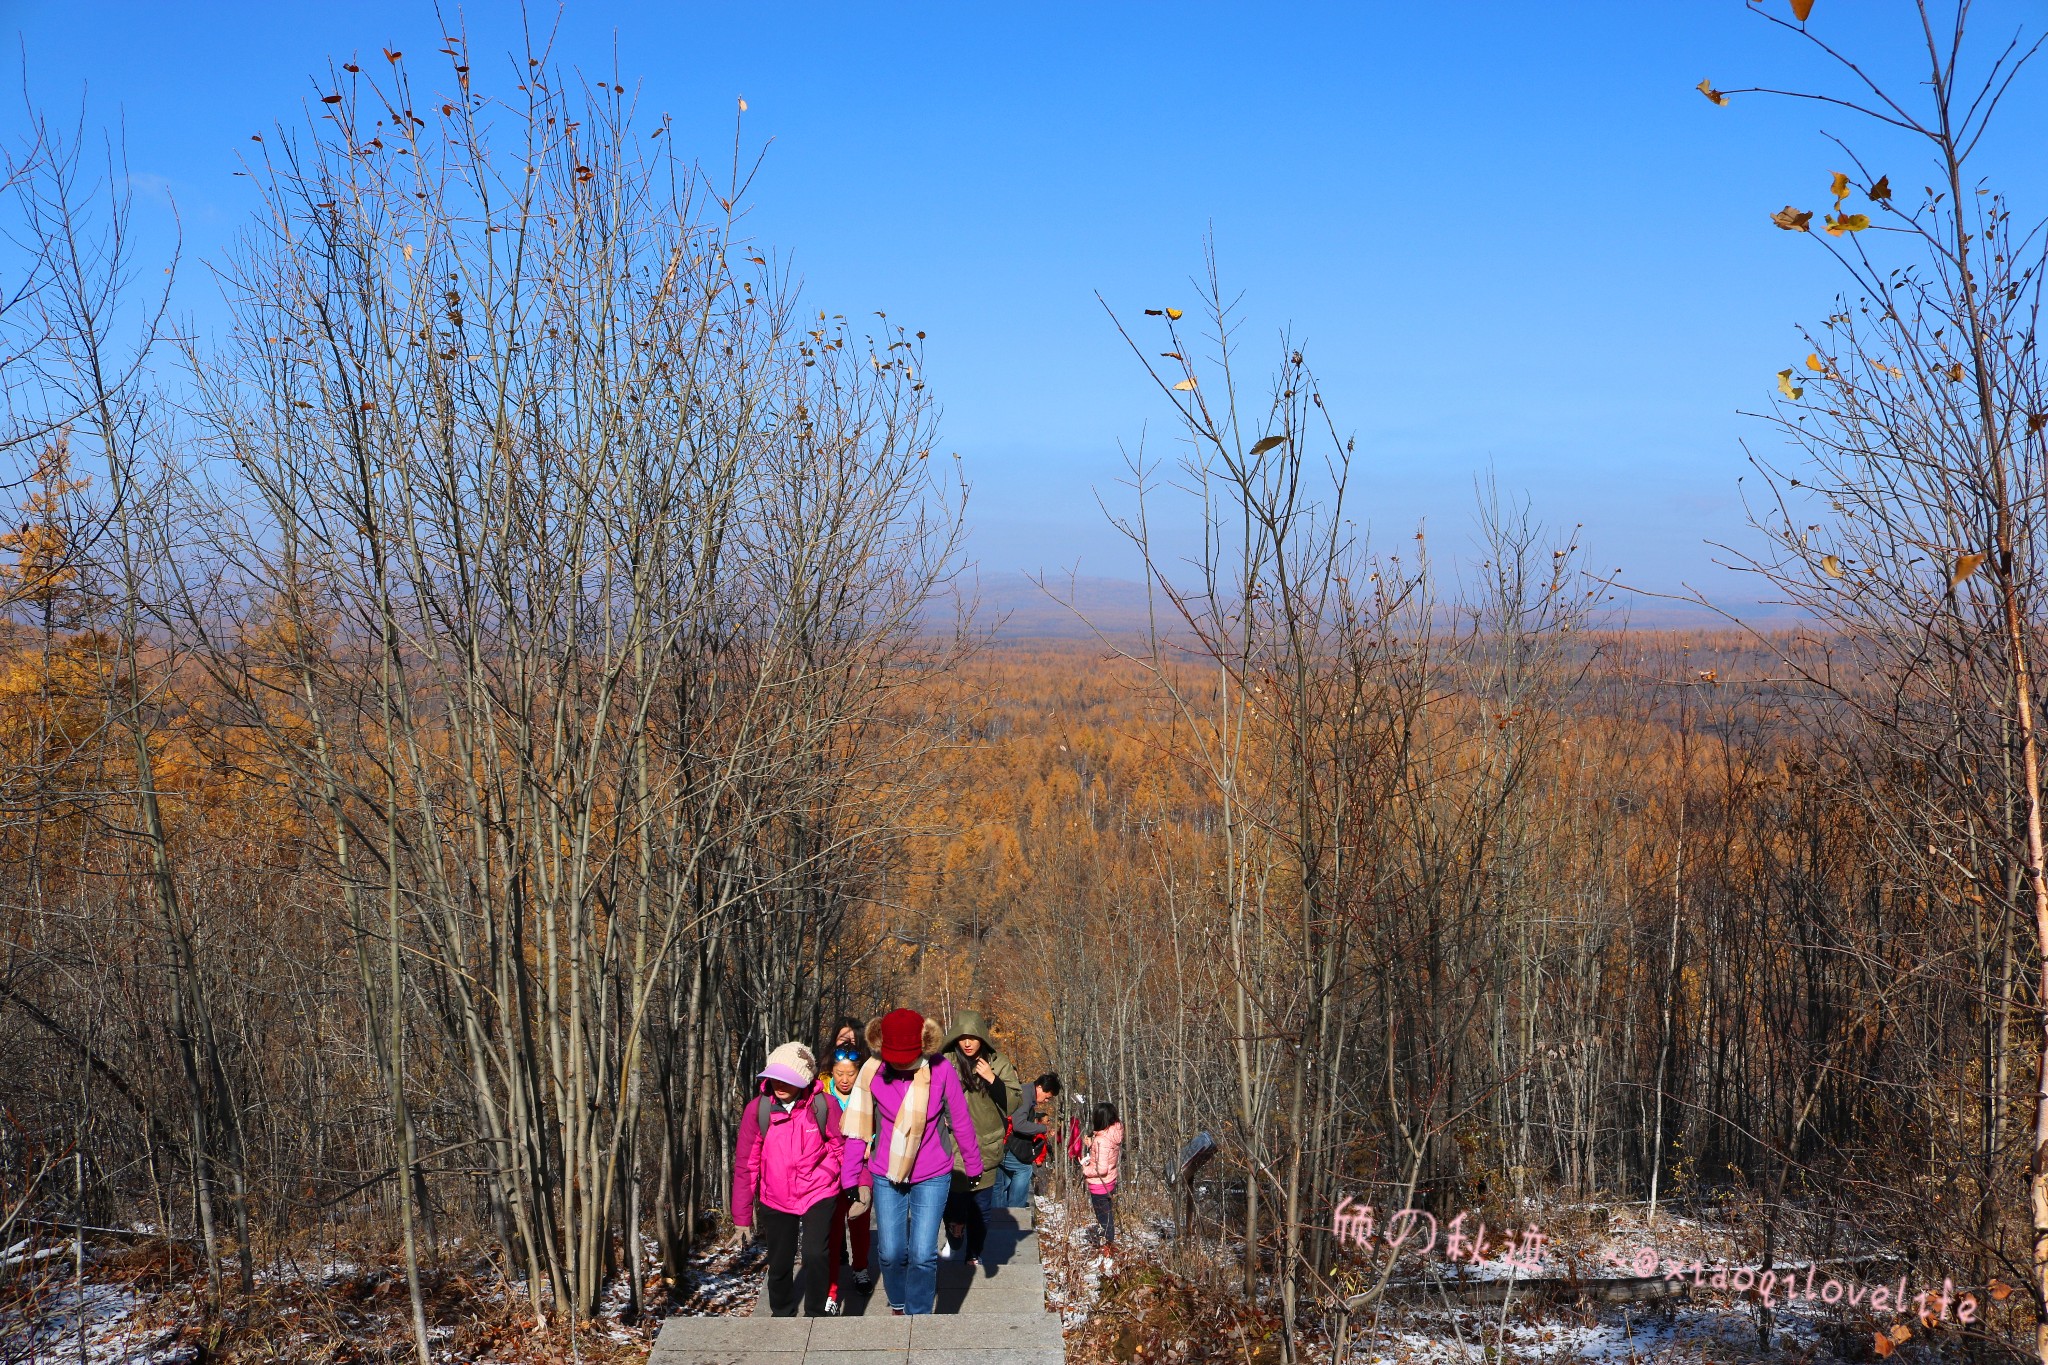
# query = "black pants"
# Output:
<box><xmin>1090</xmin><ymin>1192</ymin><xmax>1116</xmax><ymax>1245</ymax></box>
<box><xmin>757</xmin><ymin>1192</ymin><xmax>839</xmax><ymax>1316</ymax></box>
<box><xmin>944</xmin><ymin>1179</ymin><xmax>989</xmax><ymax>1259</ymax></box>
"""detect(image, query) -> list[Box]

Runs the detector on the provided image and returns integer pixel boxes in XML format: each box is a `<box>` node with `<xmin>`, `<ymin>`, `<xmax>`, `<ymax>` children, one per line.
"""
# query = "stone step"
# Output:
<box><xmin>651</xmin><ymin>1312</ymin><xmax>1064</xmax><ymax>1365</ymax></box>
<box><xmin>652</xmin><ymin>1203</ymin><xmax>1062</xmax><ymax>1362</ymax></box>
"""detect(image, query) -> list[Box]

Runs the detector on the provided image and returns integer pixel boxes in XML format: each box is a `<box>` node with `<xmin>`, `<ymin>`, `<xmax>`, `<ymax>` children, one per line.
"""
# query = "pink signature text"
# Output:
<box><xmin>1599</xmin><ymin>1245</ymin><xmax>1980</xmax><ymax>1324</ymax></box>
<box><xmin>1330</xmin><ymin>1197</ymin><xmax>1548</xmax><ymax>1273</ymax></box>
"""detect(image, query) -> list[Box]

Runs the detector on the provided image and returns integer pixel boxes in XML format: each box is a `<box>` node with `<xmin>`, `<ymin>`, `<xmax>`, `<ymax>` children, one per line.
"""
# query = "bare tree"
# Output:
<box><xmin>157</xmin><ymin>26</ymin><xmax>967</xmax><ymax>1328</ymax></box>
<box><xmin>1709</xmin><ymin>1</ymin><xmax>2048</xmax><ymax>1353</ymax></box>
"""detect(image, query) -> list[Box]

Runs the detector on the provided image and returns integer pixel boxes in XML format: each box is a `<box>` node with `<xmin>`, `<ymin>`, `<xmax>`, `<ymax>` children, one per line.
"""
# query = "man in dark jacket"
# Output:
<box><xmin>998</xmin><ymin>1072</ymin><xmax>1060</xmax><ymax>1208</ymax></box>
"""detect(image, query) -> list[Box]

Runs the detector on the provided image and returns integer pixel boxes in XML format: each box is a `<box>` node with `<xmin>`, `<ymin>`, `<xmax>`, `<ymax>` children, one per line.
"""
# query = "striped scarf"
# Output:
<box><xmin>840</xmin><ymin>1056</ymin><xmax>931</xmax><ymax>1183</ymax></box>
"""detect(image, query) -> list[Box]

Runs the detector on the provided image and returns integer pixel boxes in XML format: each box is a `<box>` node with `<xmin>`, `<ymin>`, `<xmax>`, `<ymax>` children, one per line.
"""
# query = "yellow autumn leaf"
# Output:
<box><xmin>1172</xmin><ymin>377</ymin><xmax>1197</xmax><ymax>391</ymax></box>
<box><xmin>1777</xmin><ymin>369</ymin><xmax>1805</xmax><ymax>400</ymax></box>
<box><xmin>1806</xmin><ymin>353</ymin><xmax>1824</xmax><ymax>372</ymax></box>
<box><xmin>737</xmin><ymin>96</ymin><xmax>748</xmax><ymax>112</ymax></box>
<box><xmin>1824</xmin><ymin>213</ymin><xmax>1870</xmax><ymax>235</ymax></box>
<box><xmin>1820</xmin><ymin>554</ymin><xmax>1844</xmax><ymax>579</ymax></box>
<box><xmin>1831</xmin><ymin>170</ymin><xmax>1851</xmax><ymax>204</ymax></box>
<box><xmin>1952</xmin><ymin>553</ymin><xmax>1986</xmax><ymax>586</ymax></box>
<box><xmin>1697</xmin><ymin>78</ymin><xmax>1729</xmax><ymax>107</ymax></box>
<box><xmin>1165</xmin><ymin>308</ymin><xmax>1184</xmax><ymax>320</ymax></box>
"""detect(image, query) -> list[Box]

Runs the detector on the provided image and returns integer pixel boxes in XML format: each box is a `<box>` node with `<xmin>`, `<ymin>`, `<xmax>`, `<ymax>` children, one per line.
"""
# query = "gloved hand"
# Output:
<box><xmin>848</xmin><ymin>1185</ymin><xmax>872</xmax><ymax>1218</ymax></box>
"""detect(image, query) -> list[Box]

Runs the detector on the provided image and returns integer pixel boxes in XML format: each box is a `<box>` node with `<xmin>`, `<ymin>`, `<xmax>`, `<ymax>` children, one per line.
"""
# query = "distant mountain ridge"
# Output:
<box><xmin>967</xmin><ymin>573</ymin><xmax>1157</xmax><ymax>639</ymax></box>
<box><xmin>951</xmin><ymin>571</ymin><xmax>1804</xmax><ymax>640</ymax></box>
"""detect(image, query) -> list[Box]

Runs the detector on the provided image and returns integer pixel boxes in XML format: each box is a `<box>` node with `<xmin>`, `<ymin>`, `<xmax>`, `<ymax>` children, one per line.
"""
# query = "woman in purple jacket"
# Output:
<box><xmin>839</xmin><ymin>1008</ymin><xmax>983</xmax><ymax>1314</ymax></box>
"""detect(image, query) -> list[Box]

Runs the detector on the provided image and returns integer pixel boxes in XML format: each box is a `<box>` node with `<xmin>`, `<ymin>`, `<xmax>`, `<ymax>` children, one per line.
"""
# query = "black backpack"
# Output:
<box><xmin>1005</xmin><ymin>1113</ymin><xmax>1049</xmax><ymax>1165</ymax></box>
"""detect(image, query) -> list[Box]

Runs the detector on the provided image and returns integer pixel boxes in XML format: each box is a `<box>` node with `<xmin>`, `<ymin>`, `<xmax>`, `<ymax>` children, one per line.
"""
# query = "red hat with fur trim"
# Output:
<box><xmin>877</xmin><ymin>1008</ymin><xmax>927</xmax><ymax>1067</ymax></box>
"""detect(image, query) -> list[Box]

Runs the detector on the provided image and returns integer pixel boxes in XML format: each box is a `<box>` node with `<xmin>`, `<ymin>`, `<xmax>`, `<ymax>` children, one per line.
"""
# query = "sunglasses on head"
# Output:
<box><xmin>833</xmin><ymin>1048</ymin><xmax>860</xmax><ymax>1064</ymax></box>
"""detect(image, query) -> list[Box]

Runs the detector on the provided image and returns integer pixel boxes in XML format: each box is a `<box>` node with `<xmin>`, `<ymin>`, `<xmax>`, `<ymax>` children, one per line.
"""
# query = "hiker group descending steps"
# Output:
<box><xmin>728</xmin><ymin>1004</ymin><xmax>1099</xmax><ymax>1318</ymax></box>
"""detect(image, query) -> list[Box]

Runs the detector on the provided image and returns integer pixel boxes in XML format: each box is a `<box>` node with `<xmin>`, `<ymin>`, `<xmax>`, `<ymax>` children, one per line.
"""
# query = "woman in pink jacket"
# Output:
<box><xmin>733</xmin><ymin>1042</ymin><xmax>845</xmax><ymax>1316</ymax></box>
<box><xmin>1080</xmin><ymin>1100</ymin><xmax>1124</xmax><ymax>1253</ymax></box>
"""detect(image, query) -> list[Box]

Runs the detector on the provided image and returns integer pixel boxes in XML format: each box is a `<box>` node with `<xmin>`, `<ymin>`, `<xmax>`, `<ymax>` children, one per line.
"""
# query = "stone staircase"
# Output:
<box><xmin>651</xmin><ymin>1205</ymin><xmax>1064</xmax><ymax>1364</ymax></box>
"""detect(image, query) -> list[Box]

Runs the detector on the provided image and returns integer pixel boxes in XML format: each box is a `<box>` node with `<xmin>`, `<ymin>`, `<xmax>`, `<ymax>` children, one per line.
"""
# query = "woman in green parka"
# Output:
<box><xmin>938</xmin><ymin>1008</ymin><xmax>1020</xmax><ymax>1265</ymax></box>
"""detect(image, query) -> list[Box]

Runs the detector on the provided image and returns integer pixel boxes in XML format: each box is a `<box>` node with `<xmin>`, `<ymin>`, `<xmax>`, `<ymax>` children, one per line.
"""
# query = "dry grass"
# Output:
<box><xmin>0</xmin><ymin>1231</ymin><xmax>716</xmax><ymax>1364</ymax></box>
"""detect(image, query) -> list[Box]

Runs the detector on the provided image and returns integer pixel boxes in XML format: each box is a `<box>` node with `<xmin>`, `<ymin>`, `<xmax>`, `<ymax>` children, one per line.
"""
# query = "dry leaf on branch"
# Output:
<box><xmin>1820</xmin><ymin>554</ymin><xmax>1845</xmax><ymax>579</ymax></box>
<box><xmin>1697</xmin><ymin>78</ymin><xmax>1730</xmax><ymax>106</ymax></box>
<box><xmin>1172</xmin><ymin>378</ymin><xmax>1197</xmax><ymax>391</ymax></box>
<box><xmin>1250</xmin><ymin>436</ymin><xmax>1287</xmax><ymax>455</ymax></box>
<box><xmin>1791</xmin><ymin>0</ymin><xmax>1815</xmax><ymax>20</ymax></box>
<box><xmin>1777</xmin><ymin>369</ymin><xmax>1805</xmax><ymax>400</ymax></box>
<box><xmin>1771</xmin><ymin>206</ymin><xmax>1813</xmax><ymax>232</ymax></box>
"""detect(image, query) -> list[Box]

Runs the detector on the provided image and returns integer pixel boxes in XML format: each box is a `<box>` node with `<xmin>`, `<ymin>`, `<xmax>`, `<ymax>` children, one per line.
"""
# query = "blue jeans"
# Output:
<box><xmin>871</xmin><ymin>1173</ymin><xmax>950</xmax><ymax>1313</ymax></box>
<box><xmin>997</xmin><ymin>1152</ymin><xmax>1036</xmax><ymax>1208</ymax></box>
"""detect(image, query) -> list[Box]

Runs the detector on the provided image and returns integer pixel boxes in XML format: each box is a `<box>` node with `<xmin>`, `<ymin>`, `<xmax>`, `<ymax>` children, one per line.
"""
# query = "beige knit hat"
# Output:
<box><xmin>758</xmin><ymin>1041</ymin><xmax>817</xmax><ymax>1089</ymax></box>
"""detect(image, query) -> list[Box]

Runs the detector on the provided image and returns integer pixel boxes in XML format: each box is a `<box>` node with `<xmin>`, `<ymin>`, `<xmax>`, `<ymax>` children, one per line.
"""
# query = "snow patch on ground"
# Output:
<box><xmin>1</xmin><ymin>1281</ymin><xmax>186</xmax><ymax>1364</ymax></box>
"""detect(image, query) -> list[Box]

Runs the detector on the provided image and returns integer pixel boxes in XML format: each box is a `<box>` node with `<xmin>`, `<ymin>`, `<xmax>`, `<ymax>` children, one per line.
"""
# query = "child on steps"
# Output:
<box><xmin>1080</xmin><ymin>1100</ymin><xmax>1123</xmax><ymax>1254</ymax></box>
<box><xmin>822</xmin><ymin>1047</ymin><xmax>873</xmax><ymax>1310</ymax></box>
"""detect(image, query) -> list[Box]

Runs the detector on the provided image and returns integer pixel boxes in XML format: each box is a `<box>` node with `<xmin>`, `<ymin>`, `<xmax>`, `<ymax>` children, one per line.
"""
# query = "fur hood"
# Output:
<box><xmin>866</xmin><ymin>1013</ymin><xmax>944</xmax><ymax>1060</ymax></box>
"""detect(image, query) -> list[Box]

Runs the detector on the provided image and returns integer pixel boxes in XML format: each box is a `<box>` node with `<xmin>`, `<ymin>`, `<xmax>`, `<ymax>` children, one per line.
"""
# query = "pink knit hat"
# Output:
<box><xmin>758</xmin><ymin>1042</ymin><xmax>816</xmax><ymax>1089</ymax></box>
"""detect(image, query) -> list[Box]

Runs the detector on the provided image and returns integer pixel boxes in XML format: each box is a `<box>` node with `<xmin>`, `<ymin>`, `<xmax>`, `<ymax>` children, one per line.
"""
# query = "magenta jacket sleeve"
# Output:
<box><xmin>939</xmin><ymin>1061</ymin><xmax>984</xmax><ymax>1181</ymax></box>
<box><xmin>732</xmin><ymin>1096</ymin><xmax>763</xmax><ymax>1226</ymax></box>
<box><xmin>825</xmin><ymin>1106</ymin><xmax>847</xmax><ymax>1188</ymax></box>
<box><xmin>843</xmin><ymin>1098</ymin><xmax>872</xmax><ymax>1190</ymax></box>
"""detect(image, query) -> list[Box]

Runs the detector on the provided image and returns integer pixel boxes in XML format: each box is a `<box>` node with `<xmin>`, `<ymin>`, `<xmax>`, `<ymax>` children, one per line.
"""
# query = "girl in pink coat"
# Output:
<box><xmin>733</xmin><ymin>1042</ymin><xmax>845</xmax><ymax>1316</ymax></box>
<box><xmin>1080</xmin><ymin>1100</ymin><xmax>1124</xmax><ymax>1253</ymax></box>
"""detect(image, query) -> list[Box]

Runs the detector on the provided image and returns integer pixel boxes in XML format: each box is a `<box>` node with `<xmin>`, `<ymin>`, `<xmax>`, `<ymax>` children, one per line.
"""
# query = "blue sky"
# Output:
<box><xmin>9</xmin><ymin>0</ymin><xmax>2047</xmax><ymax>614</ymax></box>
